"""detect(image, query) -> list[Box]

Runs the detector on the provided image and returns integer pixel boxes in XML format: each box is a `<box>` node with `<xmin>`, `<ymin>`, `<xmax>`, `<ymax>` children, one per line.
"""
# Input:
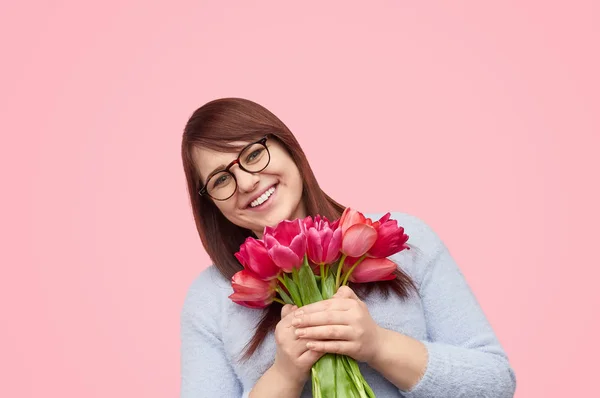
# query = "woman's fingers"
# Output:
<box><xmin>297</xmin><ymin>343</ymin><xmax>325</xmax><ymax>367</ymax></box>
<box><xmin>292</xmin><ymin>310</ymin><xmax>350</xmax><ymax>327</ymax></box>
<box><xmin>281</xmin><ymin>304</ymin><xmax>297</xmax><ymax>318</ymax></box>
<box><xmin>295</xmin><ymin>325</ymin><xmax>354</xmax><ymax>340</ymax></box>
<box><xmin>295</xmin><ymin>297</ymin><xmax>354</xmax><ymax>316</ymax></box>
<box><xmin>306</xmin><ymin>340</ymin><xmax>357</xmax><ymax>355</ymax></box>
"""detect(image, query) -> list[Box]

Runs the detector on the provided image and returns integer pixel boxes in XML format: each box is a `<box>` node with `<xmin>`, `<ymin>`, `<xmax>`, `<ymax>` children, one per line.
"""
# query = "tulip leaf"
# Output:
<box><xmin>336</xmin><ymin>354</ymin><xmax>360</xmax><ymax>397</ymax></box>
<box><xmin>312</xmin><ymin>354</ymin><xmax>336</xmax><ymax>397</ymax></box>
<box><xmin>283</xmin><ymin>274</ymin><xmax>303</xmax><ymax>307</ymax></box>
<box><xmin>311</xmin><ymin>367</ymin><xmax>322</xmax><ymax>398</ymax></box>
<box><xmin>322</xmin><ymin>273</ymin><xmax>336</xmax><ymax>300</ymax></box>
<box><xmin>341</xmin><ymin>356</ymin><xmax>368</xmax><ymax>398</ymax></box>
<box><xmin>298</xmin><ymin>257</ymin><xmax>323</xmax><ymax>305</ymax></box>
<box><xmin>276</xmin><ymin>287</ymin><xmax>294</xmax><ymax>305</ymax></box>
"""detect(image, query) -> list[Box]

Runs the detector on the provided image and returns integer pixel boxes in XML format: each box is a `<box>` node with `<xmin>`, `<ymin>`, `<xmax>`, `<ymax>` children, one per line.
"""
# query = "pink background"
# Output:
<box><xmin>2</xmin><ymin>1</ymin><xmax>598</xmax><ymax>397</ymax></box>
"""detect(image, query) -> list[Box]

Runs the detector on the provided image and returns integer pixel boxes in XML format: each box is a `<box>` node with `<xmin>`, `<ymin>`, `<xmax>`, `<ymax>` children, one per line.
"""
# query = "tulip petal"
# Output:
<box><xmin>377</xmin><ymin>212</ymin><xmax>391</xmax><ymax>224</ymax></box>
<box><xmin>339</xmin><ymin>208</ymin><xmax>368</xmax><ymax>235</ymax></box>
<box><xmin>306</xmin><ymin>228</ymin><xmax>324</xmax><ymax>265</ymax></box>
<box><xmin>350</xmin><ymin>257</ymin><xmax>398</xmax><ymax>283</ymax></box>
<box><xmin>341</xmin><ymin>224</ymin><xmax>377</xmax><ymax>257</ymax></box>
<box><xmin>288</xmin><ymin>233</ymin><xmax>307</xmax><ymax>259</ymax></box>
<box><xmin>268</xmin><ymin>245</ymin><xmax>302</xmax><ymax>272</ymax></box>
<box><xmin>235</xmin><ymin>237</ymin><xmax>281</xmax><ymax>280</ymax></box>
<box><xmin>324</xmin><ymin>227</ymin><xmax>342</xmax><ymax>264</ymax></box>
<box><xmin>368</xmin><ymin>220</ymin><xmax>410</xmax><ymax>258</ymax></box>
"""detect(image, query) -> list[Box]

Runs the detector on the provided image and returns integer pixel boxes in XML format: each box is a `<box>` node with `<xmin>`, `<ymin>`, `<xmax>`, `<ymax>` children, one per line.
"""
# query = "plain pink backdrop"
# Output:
<box><xmin>1</xmin><ymin>1</ymin><xmax>598</xmax><ymax>397</ymax></box>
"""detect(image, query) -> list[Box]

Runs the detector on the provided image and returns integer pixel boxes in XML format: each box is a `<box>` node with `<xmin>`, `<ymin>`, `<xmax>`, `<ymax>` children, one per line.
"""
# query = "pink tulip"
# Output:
<box><xmin>368</xmin><ymin>213</ymin><xmax>410</xmax><ymax>258</ymax></box>
<box><xmin>344</xmin><ymin>257</ymin><xmax>398</xmax><ymax>283</ymax></box>
<box><xmin>339</xmin><ymin>208</ymin><xmax>369</xmax><ymax>235</ymax></box>
<box><xmin>263</xmin><ymin>219</ymin><xmax>307</xmax><ymax>272</ymax></box>
<box><xmin>304</xmin><ymin>215</ymin><xmax>342</xmax><ymax>265</ymax></box>
<box><xmin>228</xmin><ymin>270</ymin><xmax>276</xmax><ymax>309</ymax></box>
<box><xmin>234</xmin><ymin>237</ymin><xmax>281</xmax><ymax>280</ymax></box>
<box><xmin>339</xmin><ymin>208</ymin><xmax>378</xmax><ymax>257</ymax></box>
<box><xmin>341</xmin><ymin>223</ymin><xmax>377</xmax><ymax>257</ymax></box>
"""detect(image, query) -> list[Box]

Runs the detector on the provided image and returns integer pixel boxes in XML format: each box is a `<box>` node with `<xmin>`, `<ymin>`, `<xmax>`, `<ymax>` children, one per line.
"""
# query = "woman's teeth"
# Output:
<box><xmin>250</xmin><ymin>186</ymin><xmax>276</xmax><ymax>208</ymax></box>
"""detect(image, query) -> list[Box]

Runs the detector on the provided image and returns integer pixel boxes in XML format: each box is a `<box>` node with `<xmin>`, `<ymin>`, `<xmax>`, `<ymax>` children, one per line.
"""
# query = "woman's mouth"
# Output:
<box><xmin>248</xmin><ymin>185</ymin><xmax>277</xmax><ymax>209</ymax></box>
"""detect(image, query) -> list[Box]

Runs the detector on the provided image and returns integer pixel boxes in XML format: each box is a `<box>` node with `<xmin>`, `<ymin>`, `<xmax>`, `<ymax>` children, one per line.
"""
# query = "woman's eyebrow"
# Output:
<box><xmin>206</xmin><ymin>164</ymin><xmax>227</xmax><ymax>180</ymax></box>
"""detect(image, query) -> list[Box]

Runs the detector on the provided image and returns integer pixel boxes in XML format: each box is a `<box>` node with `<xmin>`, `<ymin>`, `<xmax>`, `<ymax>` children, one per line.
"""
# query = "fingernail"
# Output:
<box><xmin>306</xmin><ymin>342</ymin><xmax>315</xmax><ymax>349</ymax></box>
<box><xmin>294</xmin><ymin>310</ymin><xmax>303</xmax><ymax>317</ymax></box>
<box><xmin>292</xmin><ymin>318</ymin><xmax>301</xmax><ymax>326</ymax></box>
<box><xmin>295</xmin><ymin>329</ymin><xmax>305</xmax><ymax>337</ymax></box>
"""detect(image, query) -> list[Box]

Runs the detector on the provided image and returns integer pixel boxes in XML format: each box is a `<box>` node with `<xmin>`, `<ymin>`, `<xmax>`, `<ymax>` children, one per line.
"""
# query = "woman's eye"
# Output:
<box><xmin>213</xmin><ymin>174</ymin><xmax>230</xmax><ymax>187</ymax></box>
<box><xmin>246</xmin><ymin>148</ymin><xmax>264</xmax><ymax>163</ymax></box>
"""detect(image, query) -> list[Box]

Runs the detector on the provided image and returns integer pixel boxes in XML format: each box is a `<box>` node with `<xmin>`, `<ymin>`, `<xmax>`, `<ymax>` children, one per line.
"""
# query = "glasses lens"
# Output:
<box><xmin>206</xmin><ymin>171</ymin><xmax>236</xmax><ymax>200</ymax></box>
<box><xmin>240</xmin><ymin>142</ymin><xmax>270</xmax><ymax>172</ymax></box>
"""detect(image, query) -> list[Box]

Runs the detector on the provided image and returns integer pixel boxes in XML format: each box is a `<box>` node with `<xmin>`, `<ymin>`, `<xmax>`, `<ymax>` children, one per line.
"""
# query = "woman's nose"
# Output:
<box><xmin>234</xmin><ymin>168</ymin><xmax>260</xmax><ymax>193</ymax></box>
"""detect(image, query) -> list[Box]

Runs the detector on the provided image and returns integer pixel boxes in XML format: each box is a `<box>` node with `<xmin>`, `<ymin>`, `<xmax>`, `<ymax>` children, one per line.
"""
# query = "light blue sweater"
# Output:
<box><xmin>180</xmin><ymin>212</ymin><xmax>517</xmax><ymax>397</ymax></box>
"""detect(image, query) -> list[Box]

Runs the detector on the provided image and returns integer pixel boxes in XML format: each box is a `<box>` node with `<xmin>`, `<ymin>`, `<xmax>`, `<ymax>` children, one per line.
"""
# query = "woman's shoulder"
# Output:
<box><xmin>181</xmin><ymin>265</ymin><xmax>231</xmax><ymax>321</ymax></box>
<box><xmin>365</xmin><ymin>211</ymin><xmax>449</xmax><ymax>286</ymax></box>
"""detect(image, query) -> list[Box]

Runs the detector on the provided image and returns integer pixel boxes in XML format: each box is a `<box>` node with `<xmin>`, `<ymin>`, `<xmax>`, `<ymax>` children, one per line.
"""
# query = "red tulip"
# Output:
<box><xmin>368</xmin><ymin>213</ymin><xmax>410</xmax><ymax>258</ymax></box>
<box><xmin>304</xmin><ymin>215</ymin><xmax>342</xmax><ymax>265</ymax></box>
<box><xmin>344</xmin><ymin>257</ymin><xmax>397</xmax><ymax>283</ymax></box>
<box><xmin>228</xmin><ymin>270</ymin><xmax>277</xmax><ymax>309</ymax></box>
<box><xmin>263</xmin><ymin>219</ymin><xmax>307</xmax><ymax>272</ymax></box>
<box><xmin>235</xmin><ymin>237</ymin><xmax>281</xmax><ymax>280</ymax></box>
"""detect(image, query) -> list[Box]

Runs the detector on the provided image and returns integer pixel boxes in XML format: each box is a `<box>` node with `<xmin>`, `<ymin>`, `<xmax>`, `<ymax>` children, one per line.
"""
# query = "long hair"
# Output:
<box><xmin>181</xmin><ymin>98</ymin><xmax>415</xmax><ymax>359</ymax></box>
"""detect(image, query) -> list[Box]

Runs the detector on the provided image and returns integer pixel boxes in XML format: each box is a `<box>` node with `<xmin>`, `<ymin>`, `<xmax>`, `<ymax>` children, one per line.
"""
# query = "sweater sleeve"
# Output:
<box><xmin>180</xmin><ymin>269</ymin><xmax>243</xmax><ymax>398</ymax></box>
<box><xmin>400</xmin><ymin>219</ymin><xmax>517</xmax><ymax>398</ymax></box>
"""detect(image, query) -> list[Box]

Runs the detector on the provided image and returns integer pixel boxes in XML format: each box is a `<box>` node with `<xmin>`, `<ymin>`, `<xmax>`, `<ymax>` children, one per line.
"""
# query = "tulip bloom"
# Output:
<box><xmin>228</xmin><ymin>270</ymin><xmax>277</xmax><ymax>309</ymax></box>
<box><xmin>339</xmin><ymin>208</ymin><xmax>377</xmax><ymax>257</ymax></box>
<box><xmin>263</xmin><ymin>219</ymin><xmax>307</xmax><ymax>272</ymax></box>
<box><xmin>304</xmin><ymin>215</ymin><xmax>342</xmax><ymax>265</ymax></box>
<box><xmin>368</xmin><ymin>213</ymin><xmax>410</xmax><ymax>258</ymax></box>
<box><xmin>234</xmin><ymin>237</ymin><xmax>281</xmax><ymax>280</ymax></box>
<box><xmin>344</xmin><ymin>256</ymin><xmax>398</xmax><ymax>283</ymax></box>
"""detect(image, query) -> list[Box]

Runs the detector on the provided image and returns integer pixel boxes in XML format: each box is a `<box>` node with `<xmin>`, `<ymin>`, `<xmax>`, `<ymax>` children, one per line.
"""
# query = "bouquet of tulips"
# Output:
<box><xmin>229</xmin><ymin>208</ymin><xmax>410</xmax><ymax>397</ymax></box>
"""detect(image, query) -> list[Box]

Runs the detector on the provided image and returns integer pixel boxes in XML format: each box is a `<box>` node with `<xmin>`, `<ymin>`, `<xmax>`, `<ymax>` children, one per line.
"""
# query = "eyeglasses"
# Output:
<box><xmin>198</xmin><ymin>136</ymin><xmax>271</xmax><ymax>201</ymax></box>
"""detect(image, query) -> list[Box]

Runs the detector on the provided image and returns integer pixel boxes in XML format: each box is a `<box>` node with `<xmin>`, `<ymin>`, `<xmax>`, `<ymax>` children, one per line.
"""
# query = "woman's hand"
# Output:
<box><xmin>291</xmin><ymin>286</ymin><xmax>384</xmax><ymax>363</ymax></box>
<box><xmin>271</xmin><ymin>304</ymin><xmax>325</xmax><ymax>387</ymax></box>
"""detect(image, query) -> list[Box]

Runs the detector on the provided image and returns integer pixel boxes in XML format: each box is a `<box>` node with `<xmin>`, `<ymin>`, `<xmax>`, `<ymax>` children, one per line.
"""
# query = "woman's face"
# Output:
<box><xmin>192</xmin><ymin>137</ymin><xmax>307</xmax><ymax>237</ymax></box>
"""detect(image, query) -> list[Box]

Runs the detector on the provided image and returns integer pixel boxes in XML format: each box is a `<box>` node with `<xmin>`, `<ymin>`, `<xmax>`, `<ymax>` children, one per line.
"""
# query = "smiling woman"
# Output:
<box><xmin>192</xmin><ymin>134</ymin><xmax>306</xmax><ymax>238</ymax></box>
<box><xmin>179</xmin><ymin>98</ymin><xmax>516</xmax><ymax>398</ymax></box>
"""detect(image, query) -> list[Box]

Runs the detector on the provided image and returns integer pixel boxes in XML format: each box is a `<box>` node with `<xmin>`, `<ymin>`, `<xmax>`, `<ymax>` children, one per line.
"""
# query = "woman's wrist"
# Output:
<box><xmin>250</xmin><ymin>365</ymin><xmax>304</xmax><ymax>398</ymax></box>
<box><xmin>270</xmin><ymin>362</ymin><xmax>307</xmax><ymax>390</ymax></box>
<box><xmin>367</xmin><ymin>327</ymin><xmax>428</xmax><ymax>392</ymax></box>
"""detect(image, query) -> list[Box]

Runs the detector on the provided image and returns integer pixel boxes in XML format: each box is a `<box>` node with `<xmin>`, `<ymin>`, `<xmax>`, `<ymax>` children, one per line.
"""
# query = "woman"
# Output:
<box><xmin>180</xmin><ymin>98</ymin><xmax>516</xmax><ymax>397</ymax></box>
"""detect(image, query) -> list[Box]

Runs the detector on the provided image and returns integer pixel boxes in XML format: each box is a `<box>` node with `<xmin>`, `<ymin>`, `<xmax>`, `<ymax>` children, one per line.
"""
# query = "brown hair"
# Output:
<box><xmin>181</xmin><ymin>98</ymin><xmax>415</xmax><ymax>359</ymax></box>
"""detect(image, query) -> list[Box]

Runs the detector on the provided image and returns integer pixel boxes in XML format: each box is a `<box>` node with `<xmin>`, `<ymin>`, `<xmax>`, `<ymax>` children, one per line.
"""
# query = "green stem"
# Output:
<box><xmin>320</xmin><ymin>263</ymin><xmax>325</xmax><ymax>297</ymax></box>
<box><xmin>273</xmin><ymin>297</ymin><xmax>285</xmax><ymax>305</ymax></box>
<box><xmin>342</xmin><ymin>254</ymin><xmax>368</xmax><ymax>286</ymax></box>
<box><xmin>335</xmin><ymin>254</ymin><xmax>347</xmax><ymax>290</ymax></box>
<box><xmin>292</xmin><ymin>266</ymin><xmax>300</xmax><ymax>288</ymax></box>
<box><xmin>277</xmin><ymin>275</ymin><xmax>288</xmax><ymax>291</ymax></box>
<box><xmin>276</xmin><ymin>287</ymin><xmax>294</xmax><ymax>305</ymax></box>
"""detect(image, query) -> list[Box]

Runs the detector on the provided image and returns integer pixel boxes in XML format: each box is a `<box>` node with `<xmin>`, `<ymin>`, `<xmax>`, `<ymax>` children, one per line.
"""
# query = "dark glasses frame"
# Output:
<box><xmin>197</xmin><ymin>136</ymin><xmax>270</xmax><ymax>201</ymax></box>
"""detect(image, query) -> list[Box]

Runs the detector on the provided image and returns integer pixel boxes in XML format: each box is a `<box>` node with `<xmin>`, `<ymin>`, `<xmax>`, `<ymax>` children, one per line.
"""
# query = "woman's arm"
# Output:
<box><xmin>367</xmin><ymin>329</ymin><xmax>429</xmax><ymax>391</ymax></box>
<box><xmin>249</xmin><ymin>365</ymin><xmax>304</xmax><ymax>398</ymax></box>
<box><xmin>180</xmin><ymin>274</ymin><xmax>243</xmax><ymax>397</ymax></box>
<box><xmin>370</xmin><ymin>220</ymin><xmax>517</xmax><ymax>397</ymax></box>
